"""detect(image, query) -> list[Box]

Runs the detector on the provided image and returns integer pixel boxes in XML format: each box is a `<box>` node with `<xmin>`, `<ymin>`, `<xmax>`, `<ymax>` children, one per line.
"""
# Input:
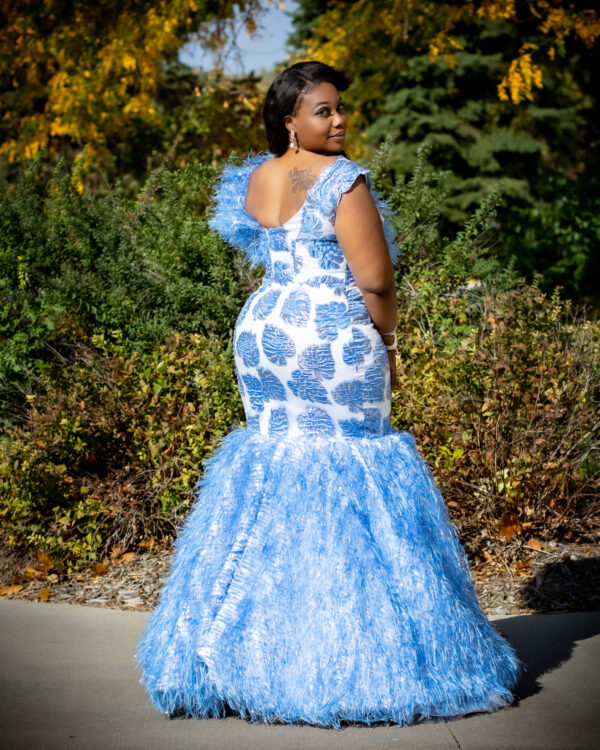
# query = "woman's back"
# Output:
<box><xmin>244</xmin><ymin>152</ymin><xmax>339</xmax><ymax>229</ymax></box>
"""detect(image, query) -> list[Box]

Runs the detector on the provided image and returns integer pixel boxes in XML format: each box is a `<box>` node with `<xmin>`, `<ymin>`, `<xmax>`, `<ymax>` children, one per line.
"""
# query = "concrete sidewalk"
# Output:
<box><xmin>0</xmin><ymin>600</ymin><xmax>598</xmax><ymax>750</ymax></box>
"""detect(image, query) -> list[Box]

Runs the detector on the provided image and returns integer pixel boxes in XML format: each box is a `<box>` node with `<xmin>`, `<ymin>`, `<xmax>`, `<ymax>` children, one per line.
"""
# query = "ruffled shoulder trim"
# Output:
<box><xmin>319</xmin><ymin>157</ymin><xmax>400</xmax><ymax>266</ymax></box>
<box><xmin>208</xmin><ymin>150</ymin><xmax>275</xmax><ymax>269</ymax></box>
<box><xmin>316</xmin><ymin>157</ymin><xmax>371</xmax><ymax>217</ymax></box>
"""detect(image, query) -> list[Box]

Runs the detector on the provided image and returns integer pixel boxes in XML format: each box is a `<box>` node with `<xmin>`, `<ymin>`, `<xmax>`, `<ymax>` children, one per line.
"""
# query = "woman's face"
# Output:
<box><xmin>284</xmin><ymin>81</ymin><xmax>347</xmax><ymax>155</ymax></box>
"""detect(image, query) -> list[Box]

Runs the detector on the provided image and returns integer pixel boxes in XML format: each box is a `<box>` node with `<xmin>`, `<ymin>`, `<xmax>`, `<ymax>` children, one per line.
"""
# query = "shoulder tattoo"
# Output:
<box><xmin>288</xmin><ymin>166</ymin><xmax>317</xmax><ymax>193</ymax></box>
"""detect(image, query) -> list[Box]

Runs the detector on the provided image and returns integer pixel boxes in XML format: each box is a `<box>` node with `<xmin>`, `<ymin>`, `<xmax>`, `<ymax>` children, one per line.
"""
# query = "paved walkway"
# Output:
<box><xmin>0</xmin><ymin>599</ymin><xmax>598</xmax><ymax>749</ymax></box>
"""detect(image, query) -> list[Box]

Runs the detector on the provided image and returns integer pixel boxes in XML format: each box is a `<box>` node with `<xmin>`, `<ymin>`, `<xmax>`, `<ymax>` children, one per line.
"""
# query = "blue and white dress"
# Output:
<box><xmin>135</xmin><ymin>152</ymin><xmax>523</xmax><ymax>729</ymax></box>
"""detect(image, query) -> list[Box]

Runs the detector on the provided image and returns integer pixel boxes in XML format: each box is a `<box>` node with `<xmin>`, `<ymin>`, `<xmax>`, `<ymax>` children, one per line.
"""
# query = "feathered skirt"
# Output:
<box><xmin>134</xmin><ymin>426</ymin><xmax>522</xmax><ymax>730</ymax></box>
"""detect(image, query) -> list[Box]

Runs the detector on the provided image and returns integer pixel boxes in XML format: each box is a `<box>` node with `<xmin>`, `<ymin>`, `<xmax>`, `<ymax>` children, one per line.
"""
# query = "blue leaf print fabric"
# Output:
<box><xmin>268</xmin><ymin>406</ymin><xmax>289</xmax><ymax>436</ymax></box>
<box><xmin>314</xmin><ymin>301</ymin><xmax>351</xmax><ymax>342</ymax></box>
<box><xmin>236</xmin><ymin>330</ymin><xmax>259</xmax><ymax>368</ymax></box>
<box><xmin>297</xmin><ymin>342</ymin><xmax>335</xmax><ymax>380</ymax></box>
<box><xmin>261</xmin><ymin>324</ymin><xmax>295</xmax><ymax>366</ymax></box>
<box><xmin>206</xmin><ymin>151</ymin><xmax>401</xmax><ymax>439</ymax></box>
<box><xmin>136</xmin><ymin>150</ymin><xmax>523</xmax><ymax>731</ymax></box>
<box><xmin>297</xmin><ymin>406</ymin><xmax>336</xmax><ymax>436</ymax></box>
<box><xmin>280</xmin><ymin>290</ymin><xmax>311</xmax><ymax>327</ymax></box>
<box><xmin>287</xmin><ymin>368</ymin><xmax>331</xmax><ymax>404</ymax></box>
<box><xmin>252</xmin><ymin>289</ymin><xmax>281</xmax><ymax>320</ymax></box>
<box><xmin>343</xmin><ymin>327</ymin><xmax>372</xmax><ymax>367</ymax></box>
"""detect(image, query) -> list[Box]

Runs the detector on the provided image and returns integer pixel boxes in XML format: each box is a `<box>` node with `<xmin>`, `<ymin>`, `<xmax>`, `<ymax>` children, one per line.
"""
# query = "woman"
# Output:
<box><xmin>135</xmin><ymin>61</ymin><xmax>523</xmax><ymax>730</ymax></box>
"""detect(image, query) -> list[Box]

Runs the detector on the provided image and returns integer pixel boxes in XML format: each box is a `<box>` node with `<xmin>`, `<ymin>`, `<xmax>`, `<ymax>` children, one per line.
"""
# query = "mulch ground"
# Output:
<box><xmin>1</xmin><ymin>534</ymin><xmax>599</xmax><ymax>616</ymax></box>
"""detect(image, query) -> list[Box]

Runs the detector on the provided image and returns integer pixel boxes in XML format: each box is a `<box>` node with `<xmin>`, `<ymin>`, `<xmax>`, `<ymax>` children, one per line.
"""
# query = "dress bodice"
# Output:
<box><xmin>208</xmin><ymin>151</ymin><xmax>400</xmax><ymax>285</ymax></box>
<box><xmin>208</xmin><ymin>151</ymin><xmax>400</xmax><ymax>440</ymax></box>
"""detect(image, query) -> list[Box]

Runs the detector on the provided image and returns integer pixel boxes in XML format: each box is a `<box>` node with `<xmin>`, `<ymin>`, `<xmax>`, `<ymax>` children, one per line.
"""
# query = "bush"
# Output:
<box><xmin>368</xmin><ymin>137</ymin><xmax>600</xmax><ymax>550</ymax></box>
<box><xmin>391</xmin><ymin>279</ymin><xmax>600</xmax><ymax>553</ymax></box>
<box><xmin>2</xmin><ymin>139</ymin><xmax>597</xmax><ymax>571</ymax></box>
<box><xmin>496</xmin><ymin>167</ymin><xmax>600</xmax><ymax>305</ymax></box>
<box><xmin>0</xmin><ymin>333</ymin><xmax>243</xmax><ymax>572</ymax></box>
<box><xmin>0</xmin><ymin>154</ymin><xmax>260</xmax><ymax>427</ymax></box>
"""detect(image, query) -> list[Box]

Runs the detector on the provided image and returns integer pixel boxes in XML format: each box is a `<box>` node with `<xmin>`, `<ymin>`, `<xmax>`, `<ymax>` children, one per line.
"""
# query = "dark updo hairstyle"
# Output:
<box><xmin>263</xmin><ymin>61</ymin><xmax>351</xmax><ymax>156</ymax></box>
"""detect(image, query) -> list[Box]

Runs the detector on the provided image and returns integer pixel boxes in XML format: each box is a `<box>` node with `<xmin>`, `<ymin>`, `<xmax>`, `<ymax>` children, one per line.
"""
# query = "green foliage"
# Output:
<box><xmin>0</xmin><ymin>333</ymin><xmax>243</xmax><ymax>572</ymax></box>
<box><xmin>365</xmin><ymin>24</ymin><xmax>589</xmax><ymax>222</ymax></box>
<box><xmin>0</xmin><ymin>154</ymin><xmax>260</xmax><ymax>425</ymax></box>
<box><xmin>155</xmin><ymin>64</ymin><xmax>267</xmax><ymax>178</ymax></box>
<box><xmin>369</xmin><ymin>140</ymin><xmax>600</xmax><ymax>548</ymax></box>
<box><xmin>370</xmin><ymin>137</ymin><xmax>520</xmax><ymax>295</ymax></box>
<box><xmin>391</xmin><ymin>281</ymin><xmax>600</xmax><ymax>549</ymax></box>
<box><xmin>1</xmin><ymin>140</ymin><xmax>597</xmax><ymax>571</ymax></box>
<box><xmin>497</xmin><ymin>168</ymin><xmax>600</xmax><ymax>303</ymax></box>
<box><xmin>0</xmin><ymin>0</ymin><xmax>263</xmax><ymax>176</ymax></box>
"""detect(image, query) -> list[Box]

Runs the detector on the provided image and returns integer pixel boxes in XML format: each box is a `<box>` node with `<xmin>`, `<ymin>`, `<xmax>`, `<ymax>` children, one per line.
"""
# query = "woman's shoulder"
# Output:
<box><xmin>317</xmin><ymin>155</ymin><xmax>372</xmax><ymax>197</ymax></box>
<box><xmin>314</xmin><ymin>155</ymin><xmax>401</xmax><ymax>266</ymax></box>
<box><xmin>330</xmin><ymin>154</ymin><xmax>371</xmax><ymax>177</ymax></box>
<box><xmin>317</xmin><ymin>154</ymin><xmax>372</xmax><ymax>204</ymax></box>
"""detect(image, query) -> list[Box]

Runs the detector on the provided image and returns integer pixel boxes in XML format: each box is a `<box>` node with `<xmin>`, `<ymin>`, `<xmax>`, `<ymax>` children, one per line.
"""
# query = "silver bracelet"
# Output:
<box><xmin>380</xmin><ymin>328</ymin><xmax>397</xmax><ymax>351</ymax></box>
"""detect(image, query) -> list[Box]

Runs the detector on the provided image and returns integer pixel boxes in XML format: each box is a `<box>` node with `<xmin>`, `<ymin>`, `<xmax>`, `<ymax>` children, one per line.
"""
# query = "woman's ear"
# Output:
<box><xmin>283</xmin><ymin>114</ymin><xmax>294</xmax><ymax>133</ymax></box>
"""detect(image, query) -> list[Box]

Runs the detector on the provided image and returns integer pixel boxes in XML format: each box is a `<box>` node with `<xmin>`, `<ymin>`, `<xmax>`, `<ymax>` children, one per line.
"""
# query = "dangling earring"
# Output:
<box><xmin>288</xmin><ymin>129</ymin><xmax>297</xmax><ymax>150</ymax></box>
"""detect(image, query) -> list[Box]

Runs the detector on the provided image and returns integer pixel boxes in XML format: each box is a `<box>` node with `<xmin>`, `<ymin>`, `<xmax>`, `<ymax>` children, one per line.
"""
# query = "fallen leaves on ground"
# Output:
<box><xmin>37</xmin><ymin>588</ymin><xmax>52</xmax><ymax>602</ymax></box>
<box><xmin>0</xmin><ymin>584</ymin><xmax>23</xmax><ymax>596</ymax></box>
<box><xmin>498</xmin><ymin>513</ymin><xmax>523</xmax><ymax>539</ymax></box>
<box><xmin>1</xmin><ymin>539</ymin><xmax>598</xmax><ymax>615</ymax></box>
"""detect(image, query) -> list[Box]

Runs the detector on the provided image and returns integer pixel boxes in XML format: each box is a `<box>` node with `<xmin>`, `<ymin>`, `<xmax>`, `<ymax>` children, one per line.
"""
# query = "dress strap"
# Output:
<box><xmin>317</xmin><ymin>159</ymin><xmax>370</xmax><ymax>223</ymax></box>
<box><xmin>318</xmin><ymin>157</ymin><xmax>400</xmax><ymax>266</ymax></box>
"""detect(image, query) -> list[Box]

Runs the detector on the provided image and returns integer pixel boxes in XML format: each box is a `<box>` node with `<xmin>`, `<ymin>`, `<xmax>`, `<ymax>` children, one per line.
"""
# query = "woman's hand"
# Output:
<box><xmin>388</xmin><ymin>350</ymin><xmax>399</xmax><ymax>391</ymax></box>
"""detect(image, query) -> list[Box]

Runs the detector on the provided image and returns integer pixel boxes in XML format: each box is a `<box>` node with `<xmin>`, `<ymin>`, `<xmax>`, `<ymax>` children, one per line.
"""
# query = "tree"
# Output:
<box><xmin>293</xmin><ymin>1</ymin><xmax>600</xmax><ymax>105</ymax></box>
<box><xmin>0</xmin><ymin>0</ymin><xmax>263</xmax><ymax>175</ymax></box>
<box><xmin>287</xmin><ymin>0</ymin><xmax>600</xmax><ymax>303</ymax></box>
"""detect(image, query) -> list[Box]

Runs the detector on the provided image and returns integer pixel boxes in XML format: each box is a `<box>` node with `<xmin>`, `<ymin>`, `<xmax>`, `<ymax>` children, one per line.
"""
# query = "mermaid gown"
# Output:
<box><xmin>135</xmin><ymin>151</ymin><xmax>523</xmax><ymax>729</ymax></box>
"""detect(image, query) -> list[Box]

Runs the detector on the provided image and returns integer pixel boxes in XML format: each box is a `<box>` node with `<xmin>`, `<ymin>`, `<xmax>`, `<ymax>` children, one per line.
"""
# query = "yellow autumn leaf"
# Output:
<box><xmin>0</xmin><ymin>584</ymin><xmax>23</xmax><ymax>596</ymax></box>
<box><xmin>37</xmin><ymin>588</ymin><xmax>52</xmax><ymax>602</ymax></box>
<box><xmin>122</xmin><ymin>53</ymin><xmax>137</xmax><ymax>71</ymax></box>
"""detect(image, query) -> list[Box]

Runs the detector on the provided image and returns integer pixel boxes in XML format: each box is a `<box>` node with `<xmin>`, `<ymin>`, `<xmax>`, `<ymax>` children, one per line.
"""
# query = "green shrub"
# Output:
<box><xmin>369</xmin><ymin>137</ymin><xmax>600</xmax><ymax>551</ymax></box>
<box><xmin>0</xmin><ymin>154</ymin><xmax>260</xmax><ymax>426</ymax></box>
<box><xmin>0</xmin><ymin>332</ymin><xmax>243</xmax><ymax>572</ymax></box>
<box><xmin>391</xmin><ymin>279</ymin><xmax>600</xmax><ymax>551</ymax></box>
<box><xmin>2</xmin><ymin>140</ymin><xmax>597</xmax><ymax>572</ymax></box>
<box><xmin>497</xmin><ymin>167</ymin><xmax>600</xmax><ymax>304</ymax></box>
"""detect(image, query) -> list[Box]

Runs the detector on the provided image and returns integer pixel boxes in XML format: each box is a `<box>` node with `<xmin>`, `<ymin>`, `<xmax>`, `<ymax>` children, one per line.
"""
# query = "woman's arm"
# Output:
<box><xmin>334</xmin><ymin>175</ymin><xmax>398</xmax><ymax>388</ymax></box>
